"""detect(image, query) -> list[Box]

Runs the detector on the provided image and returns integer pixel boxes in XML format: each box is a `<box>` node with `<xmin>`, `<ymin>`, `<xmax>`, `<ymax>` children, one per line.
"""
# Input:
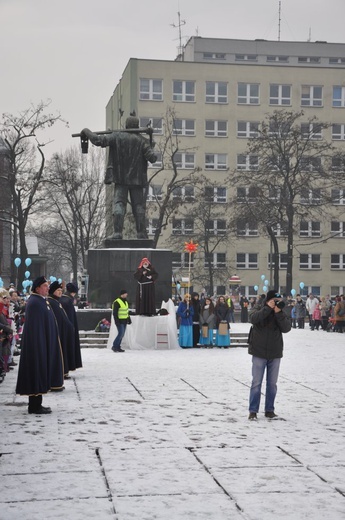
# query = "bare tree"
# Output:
<box><xmin>231</xmin><ymin>110</ymin><xmax>343</xmax><ymax>293</ymax></box>
<box><xmin>0</xmin><ymin>100</ymin><xmax>67</xmax><ymax>282</ymax></box>
<box><xmin>34</xmin><ymin>147</ymin><xmax>106</xmax><ymax>281</ymax></box>
<box><xmin>168</xmin><ymin>175</ymin><xmax>233</xmax><ymax>294</ymax></box>
<box><xmin>146</xmin><ymin>107</ymin><xmax>201</xmax><ymax>248</ymax></box>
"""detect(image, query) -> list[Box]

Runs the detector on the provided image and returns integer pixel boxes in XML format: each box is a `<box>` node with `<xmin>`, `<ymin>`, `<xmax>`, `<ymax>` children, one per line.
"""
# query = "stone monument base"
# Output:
<box><xmin>87</xmin><ymin>247</ymin><xmax>172</xmax><ymax>309</ymax></box>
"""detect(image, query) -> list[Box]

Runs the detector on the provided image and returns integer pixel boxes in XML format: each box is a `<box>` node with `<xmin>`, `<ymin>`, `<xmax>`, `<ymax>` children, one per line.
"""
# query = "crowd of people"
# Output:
<box><xmin>0</xmin><ymin>277</ymin><xmax>82</xmax><ymax>415</ymax></box>
<box><xmin>171</xmin><ymin>290</ymin><xmax>345</xmax><ymax>349</ymax></box>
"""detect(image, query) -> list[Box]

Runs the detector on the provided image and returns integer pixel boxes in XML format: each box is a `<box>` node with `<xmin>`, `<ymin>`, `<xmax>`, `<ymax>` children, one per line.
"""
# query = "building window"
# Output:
<box><xmin>237</xmin><ymin>253</ymin><xmax>258</xmax><ymax>269</ymax></box>
<box><xmin>237</xmin><ymin>154</ymin><xmax>259</xmax><ymax>171</ymax></box>
<box><xmin>236</xmin><ymin>219</ymin><xmax>258</xmax><ymax>236</ymax></box>
<box><xmin>139</xmin><ymin>79</ymin><xmax>163</xmax><ymax>101</ymax></box>
<box><xmin>329</xmin><ymin>58</ymin><xmax>345</xmax><ymax>65</ymax></box>
<box><xmin>205</xmin><ymin>153</ymin><xmax>228</xmax><ymax>170</ymax></box>
<box><xmin>206</xmin><ymin>81</ymin><xmax>228</xmax><ymax>103</ymax></box>
<box><xmin>139</xmin><ymin>117</ymin><xmax>163</xmax><ymax>134</ymax></box>
<box><xmin>333</xmin><ymin>86</ymin><xmax>345</xmax><ymax>107</ymax></box>
<box><xmin>173</xmin><ymin>252</ymin><xmax>193</xmax><ymax>268</ymax></box>
<box><xmin>174</xmin><ymin>152</ymin><xmax>195</xmax><ymax>169</ymax></box>
<box><xmin>146</xmin><ymin>218</ymin><xmax>160</xmax><ymax>236</ymax></box>
<box><xmin>272</xmin><ymin>223</ymin><xmax>289</xmax><ymax>237</ymax></box>
<box><xmin>332</xmin><ymin>189</ymin><xmax>345</xmax><ymax>205</ymax></box>
<box><xmin>204</xmin><ymin>253</ymin><xmax>226</xmax><ymax>268</ymax></box>
<box><xmin>299</xmin><ymin>254</ymin><xmax>321</xmax><ymax>269</ymax></box>
<box><xmin>172</xmin><ymin>218</ymin><xmax>194</xmax><ymax>235</ymax></box>
<box><xmin>300</xmin><ymin>188</ymin><xmax>321</xmax><ymax>205</ymax></box>
<box><xmin>238</xmin><ymin>83</ymin><xmax>260</xmax><ymax>104</ymax></box>
<box><xmin>331</xmin><ymin>156</ymin><xmax>345</xmax><ymax>172</ymax></box>
<box><xmin>267</xmin><ymin>56</ymin><xmax>289</xmax><ymax>63</ymax></box>
<box><xmin>204</xmin><ymin>186</ymin><xmax>227</xmax><ymax>203</ymax></box>
<box><xmin>299</xmin><ymin>221</ymin><xmax>321</xmax><ymax>237</ymax></box>
<box><xmin>301</xmin><ymin>123</ymin><xmax>322</xmax><ymax>139</ymax></box>
<box><xmin>237</xmin><ymin>187</ymin><xmax>258</xmax><ymax>203</ymax></box>
<box><xmin>331</xmin><ymin>254</ymin><xmax>345</xmax><ymax>269</ymax></box>
<box><xmin>269</xmin><ymin>84</ymin><xmax>291</xmax><ymax>105</ymax></box>
<box><xmin>331</xmin><ymin>221</ymin><xmax>345</xmax><ymax>237</ymax></box>
<box><xmin>300</xmin><ymin>156</ymin><xmax>322</xmax><ymax>172</ymax></box>
<box><xmin>173</xmin><ymin>119</ymin><xmax>195</xmax><ymax>136</ymax></box>
<box><xmin>298</xmin><ymin>56</ymin><xmax>320</xmax><ymax>64</ymax></box>
<box><xmin>205</xmin><ymin>120</ymin><xmax>228</xmax><ymax>137</ymax></box>
<box><xmin>235</xmin><ymin>54</ymin><xmax>257</xmax><ymax>61</ymax></box>
<box><xmin>206</xmin><ymin>219</ymin><xmax>227</xmax><ymax>236</ymax></box>
<box><xmin>301</xmin><ymin>85</ymin><xmax>323</xmax><ymax>107</ymax></box>
<box><xmin>332</xmin><ymin>124</ymin><xmax>345</xmax><ymax>140</ymax></box>
<box><xmin>173</xmin><ymin>80</ymin><xmax>195</xmax><ymax>102</ymax></box>
<box><xmin>147</xmin><ymin>184</ymin><xmax>162</xmax><ymax>201</ymax></box>
<box><xmin>172</xmin><ymin>185</ymin><xmax>195</xmax><ymax>202</ymax></box>
<box><xmin>148</xmin><ymin>152</ymin><xmax>162</xmax><ymax>168</ymax></box>
<box><xmin>237</xmin><ymin>121</ymin><xmax>259</xmax><ymax>138</ymax></box>
<box><xmin>268</xmin><ymin>253</ymin><xmax>288</xmax><ymax>269</ymax></box>
<box><xmin>203</xmin><ymin>52</ymin><xmax>226</xmax><ymax>60</ymax></box>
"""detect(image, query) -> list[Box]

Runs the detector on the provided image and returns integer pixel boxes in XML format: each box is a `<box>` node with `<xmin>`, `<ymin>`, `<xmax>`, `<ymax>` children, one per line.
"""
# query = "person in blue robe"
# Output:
<box><xmin>16</xmin><ymin>276</ymin><xmax>64</xmax><ymax>414</ymax></box>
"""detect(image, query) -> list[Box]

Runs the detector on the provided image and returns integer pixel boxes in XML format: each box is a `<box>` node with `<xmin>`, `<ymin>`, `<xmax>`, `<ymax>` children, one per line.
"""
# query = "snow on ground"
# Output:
<box><xmin>1</xmin><ymin>323</ymin><xmax>345</xmax><ymax>519</ymax></box>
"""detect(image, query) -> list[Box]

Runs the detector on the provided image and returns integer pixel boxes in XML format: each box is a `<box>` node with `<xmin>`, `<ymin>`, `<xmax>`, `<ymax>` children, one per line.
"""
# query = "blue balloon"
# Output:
<box><xmin>264</xmin><ymin>280</ymin><xmax>269</xmax><ymax>286</ymax></box>
<box><xmin>263</xmin><ymin>285</ymin><xmax>268</xmax><ymax>292</ymax></box>
<box><xmin>299</xmin><ymin>282</ymin><xmax>305</xmax><ymax>289</ymax></box>
<box><xmin>58</xmin><ymin>278</ymin><xmax>62</xmax><ymax>283</ymax></box>
<box><xmin>254</xmin><ymin>285</ymin><xmax>259</xmax><ymax>291</ymax></box>
<box><xmin>291</xmin><ymin>289</ymin><xmax>296</xmax><ymax>296</ymax></box>
<box><xmin>0</xmin><ymin>279</ymin><xmax>3</xmax><ymax>288</ymax></box>
<box><xmin>14</xmin><ymin>258</ymin><xmax>21</xmax><ymax>267</ymax></box>
<box><xmin>49</xmin><ymin>276</ymin><xmax>56</xmax><ymax>283</ymax></box>
<box><xmin>25</xmin><ymin>271</ymin><xmax>30</xmax><ymax>279</ymax></box>
<box><xmin>261</xmin><ymin>275</ymin><xmax>265</xmax><ymax>281</ymax></box>
<box><xmin>25</xmin><ymin>258</ymin><xmax>32</xmax><ymax>267</ymax></box>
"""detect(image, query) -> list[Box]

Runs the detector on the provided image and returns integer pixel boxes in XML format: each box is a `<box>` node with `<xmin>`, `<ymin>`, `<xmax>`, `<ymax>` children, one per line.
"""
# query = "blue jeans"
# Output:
<box><xmin>249</xmin><ymin>356</ymin><xmax>281</xmax><ymax>413</ymax></box>
<box><xmin>113</xmin><ymin>323</ymin><xmax>127</xmax><ymax>350</ymax></box>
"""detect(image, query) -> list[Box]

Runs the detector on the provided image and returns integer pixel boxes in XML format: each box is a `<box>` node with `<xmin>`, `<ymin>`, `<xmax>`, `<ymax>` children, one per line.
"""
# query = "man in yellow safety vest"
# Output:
<box><xmin>112</xmin><ymin>289</ymin><xmax>131</xmax><ymax>352</ymax></box>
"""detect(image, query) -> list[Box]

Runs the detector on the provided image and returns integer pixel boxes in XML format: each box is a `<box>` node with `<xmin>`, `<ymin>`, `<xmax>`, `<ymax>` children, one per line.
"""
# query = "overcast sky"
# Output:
<box><xmin>1</xmin><ymin>0</ymin><xmax>345</xmax><ymax>158</ymax></box>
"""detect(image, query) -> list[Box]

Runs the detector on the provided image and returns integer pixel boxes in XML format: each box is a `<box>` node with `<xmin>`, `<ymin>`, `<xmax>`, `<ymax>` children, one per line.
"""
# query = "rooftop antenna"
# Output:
<box><xmin>308</xmin><ymin>27</ymin><xmax>312</xmax><ymax>42</ymax></box>
<box><xmin>278</xmin><ymin>1</ymin><xmax>281</xmax><ymax>41</ymax></box>
<box><xmin>171</xmin><ymin>11</ymin><xmax>186</xmax><ymax>59</ymax></box>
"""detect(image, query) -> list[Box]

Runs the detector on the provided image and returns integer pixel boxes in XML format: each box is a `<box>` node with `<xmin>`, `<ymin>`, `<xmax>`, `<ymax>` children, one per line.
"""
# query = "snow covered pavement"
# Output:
<box><xmin>1</xmin><ymin>324</ymin><xmax>345</xmax><ymax>519</ymax></box>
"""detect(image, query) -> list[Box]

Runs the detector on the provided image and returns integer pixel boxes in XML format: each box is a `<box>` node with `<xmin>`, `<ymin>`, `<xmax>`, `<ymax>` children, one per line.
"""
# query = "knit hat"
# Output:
<box><xmin>266</xmin><ymin>290</ymin><xmax>281</xmax><ymax>302</ymax></box>
<box><xmin>32</xmin><ymin>276</ymin><xmax>48</xmax><ymax>292</ymax></box>
<box><xmin>66</xmin><ymin>282</ymin><xmax>78</xmax><ymax>293</ymax></box>
<box><xmin>120</xmin><ymin>289</ymin><xmax>127</xmax><ymax>296</ymax></box>
<box><xmin>49</xmin><ymin>281</ymin><xmax>63</xmax><ymax>295</ymax></box>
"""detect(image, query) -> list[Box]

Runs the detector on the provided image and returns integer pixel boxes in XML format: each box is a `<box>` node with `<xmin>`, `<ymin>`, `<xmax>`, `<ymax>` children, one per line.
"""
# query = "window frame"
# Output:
<box><xmin>269</xmin><ymin>84</ymin><xmax>291</xmax><ymax>106</ymax></box>
<box><xmin>237</xmin><ymin>83</ymin><xmax>260</xmax><ymax>105</ymax></box>
<box><xmin>139</xmin><ymin>78</ymin><xmax>163</xmax><ymax>101</ymax></box>
<box><xmin>205</xmin><ymin>81</ymin><xmax>228</xmax><ymax>104</ymax></box>
<box><xmin>173</xmin><ymin>80</ymin><xmax>195</xmax><ymax>102</ymax></box>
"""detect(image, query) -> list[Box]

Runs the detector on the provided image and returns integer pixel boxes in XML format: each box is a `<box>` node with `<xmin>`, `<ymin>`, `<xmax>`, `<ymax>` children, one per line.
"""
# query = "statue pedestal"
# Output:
<box><xmin>87</xmin><ymin>247</ymin><xmax>172</xmax><ymax>309</ymax></box>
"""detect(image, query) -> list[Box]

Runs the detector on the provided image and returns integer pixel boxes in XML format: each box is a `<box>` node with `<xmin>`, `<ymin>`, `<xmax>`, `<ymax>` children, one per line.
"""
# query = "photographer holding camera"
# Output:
<box><xmin>248</xmin><ymin>290</ymin><xmax>291</xmax><ymax>420</ymax></box>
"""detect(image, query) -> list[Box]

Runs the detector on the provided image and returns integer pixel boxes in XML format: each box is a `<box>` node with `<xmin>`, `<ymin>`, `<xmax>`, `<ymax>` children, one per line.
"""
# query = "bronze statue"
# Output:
<box><xmin>79</xmin><ymin>115</ymin><xmax>157</xmax><ymax>239</ymax></box>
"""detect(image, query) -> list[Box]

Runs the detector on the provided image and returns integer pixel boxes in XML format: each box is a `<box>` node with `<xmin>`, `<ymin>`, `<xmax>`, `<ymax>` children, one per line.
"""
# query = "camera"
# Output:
<box><xmin>274</xmin><ymin>299</ymin><xmax>285</xmax><ymax>309</ymax></box>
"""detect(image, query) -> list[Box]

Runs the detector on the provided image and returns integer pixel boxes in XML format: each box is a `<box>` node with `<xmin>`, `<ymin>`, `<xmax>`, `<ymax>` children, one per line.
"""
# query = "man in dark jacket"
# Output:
<box><xmin>248</xmin><ymin>290</ymin><xmax>291</xmax><ymax>420</ymax></box>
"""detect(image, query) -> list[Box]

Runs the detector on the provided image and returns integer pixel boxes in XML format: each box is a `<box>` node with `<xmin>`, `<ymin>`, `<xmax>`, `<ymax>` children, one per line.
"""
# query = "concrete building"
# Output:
<box><xmin>105</xmin><ymin>37</ymin><xmax>345</xmax><ymax>298</ymax></box>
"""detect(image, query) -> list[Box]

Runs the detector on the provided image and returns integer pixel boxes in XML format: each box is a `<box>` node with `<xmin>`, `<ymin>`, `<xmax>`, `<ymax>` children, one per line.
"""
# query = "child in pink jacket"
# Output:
<box><xmin>312</xmin><ymin>305</ymin><xmax>322</xmax><ymax>331</ymax></box>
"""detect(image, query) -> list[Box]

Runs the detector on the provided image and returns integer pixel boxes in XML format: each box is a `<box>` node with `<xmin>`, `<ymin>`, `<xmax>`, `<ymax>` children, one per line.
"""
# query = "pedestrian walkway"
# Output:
<box><xmin>1</xmin><ymin>324</ymin><xmax>345</xmax><ymax>519</ymax></box>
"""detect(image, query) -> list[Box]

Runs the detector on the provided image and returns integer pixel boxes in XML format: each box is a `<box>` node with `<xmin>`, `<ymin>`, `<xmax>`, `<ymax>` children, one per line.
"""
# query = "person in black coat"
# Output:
<box><xmin>134</xmin><ymin>257</ymin><xmax>158</xmax><ymax>316</ymax></box>
<box><xmin>60</xmin><ymin>283</ymin><xmax>83</xmax><ymax>371</ymax></box>
<box><xmin>16</xmin><ymin>277</ymin><xmax>64</xmax><ymax>414</ymax></box>
<box><xmin>240</xmin><ymin>296</ymin><xmax>249</xmax><ymax>323</ymax></box>
<box><xmin>191</xmin><ymin>292</ymin><xmax>201</xmax><ymax>347</ymax></box>
<box><xmin>48</xmin><ymin>281</ymin><xmax>76</xmax><ymax>379</ymax></box>
<box><xmin>248</xmin><ymin>290</ymin><xmax>291</xmax><ymax>420</ymax></box>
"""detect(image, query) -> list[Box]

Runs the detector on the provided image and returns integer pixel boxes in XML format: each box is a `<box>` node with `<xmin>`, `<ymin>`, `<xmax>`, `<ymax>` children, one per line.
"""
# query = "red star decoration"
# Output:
<box><xmin>184</xmin><ymin>240</ymin><xmax>198</xmax><ymax>253</ymax></box>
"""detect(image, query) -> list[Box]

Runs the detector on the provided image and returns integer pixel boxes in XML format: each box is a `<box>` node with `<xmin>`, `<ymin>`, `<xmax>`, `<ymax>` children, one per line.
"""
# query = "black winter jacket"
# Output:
<box><xmin>248</xmin><ymin>301</ymin><xmax>291</xmax><ymax>359</ymax></box>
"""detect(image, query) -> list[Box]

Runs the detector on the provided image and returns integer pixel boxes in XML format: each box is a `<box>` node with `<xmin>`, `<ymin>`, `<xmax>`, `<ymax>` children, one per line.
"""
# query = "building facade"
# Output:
<box><xmin>105</xmin><ymin>37</ymin><xmax>345</xmax><ymax>298</ymax></box>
